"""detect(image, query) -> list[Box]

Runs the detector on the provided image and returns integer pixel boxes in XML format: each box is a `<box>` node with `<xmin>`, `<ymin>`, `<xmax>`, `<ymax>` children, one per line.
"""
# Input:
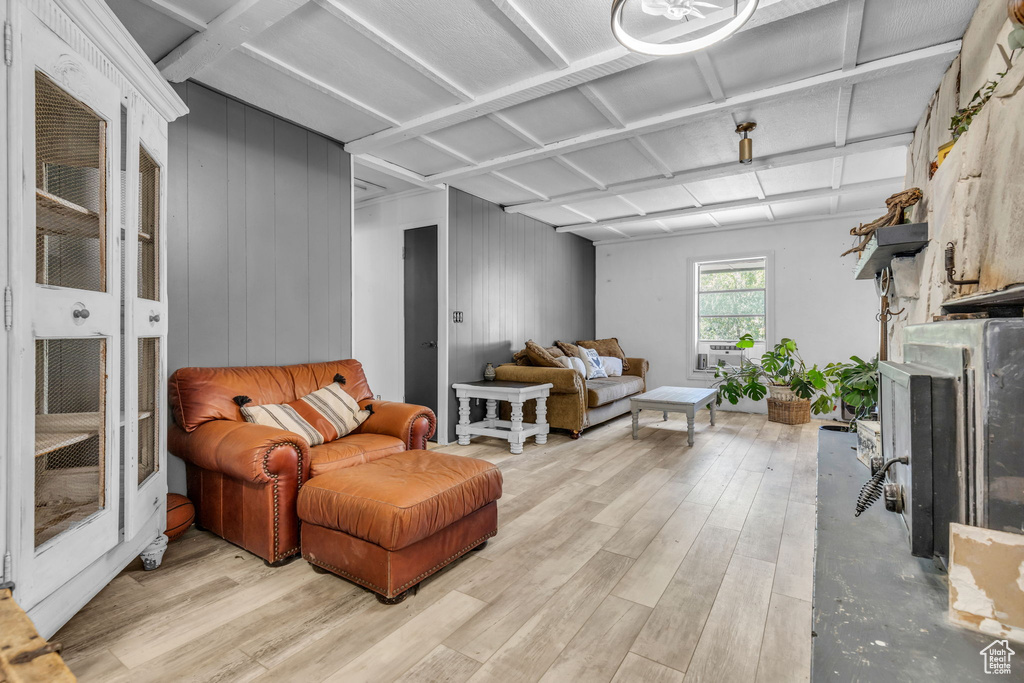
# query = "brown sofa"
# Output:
<box><xmin>168</xmin><ymin>359</ymin><xmax>435</xmax><ymax>564</ymax></box>
<box><xmin>495</xmin><ymin>356</ymin><xmax>649</xmax><ymax>438</ymax></box>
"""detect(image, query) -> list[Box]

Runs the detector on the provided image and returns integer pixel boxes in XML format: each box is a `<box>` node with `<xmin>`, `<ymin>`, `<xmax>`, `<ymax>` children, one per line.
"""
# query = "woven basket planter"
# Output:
<box><xmin>767</xmin><ymin>397</ymin><xmax>811</xmax><ymax>424</ymax></box>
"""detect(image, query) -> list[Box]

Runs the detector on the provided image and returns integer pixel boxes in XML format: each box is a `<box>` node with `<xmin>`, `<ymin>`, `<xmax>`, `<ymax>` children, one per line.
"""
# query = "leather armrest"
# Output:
<box><xmin>356</xmin><ymin>400</ymin><xmax>436</xmax><ymax>450</ymax></box>
<box><xmin>624</xmin><ymin>358</ymin><xmax>649</xmax><ymax>379</ymax></box>
<box><xmin>494</xmin><ymin>363</ymin><xmax>583</xmax><ymax>395</ymax></box>
<box><xmin>168</xmin><ymin>420</ymin><xmax>310</xmax><ymax>485</ymax></box>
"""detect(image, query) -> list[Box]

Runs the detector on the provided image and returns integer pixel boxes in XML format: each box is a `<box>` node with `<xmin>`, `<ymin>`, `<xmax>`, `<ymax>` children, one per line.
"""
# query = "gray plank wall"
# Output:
<box><xmin>167</xmin><ymin>81</ymin><xmax>352</xmax><ymax>374</ymax></box>
<box><xmin>166</xmin><ymin>82</ymin><xmax>352</xmax><ymax>489</ymax></box>
<box><xmin>447</xmin><ymin>188</ymin><xmax>595</xmax><ymax>436</ymax></box>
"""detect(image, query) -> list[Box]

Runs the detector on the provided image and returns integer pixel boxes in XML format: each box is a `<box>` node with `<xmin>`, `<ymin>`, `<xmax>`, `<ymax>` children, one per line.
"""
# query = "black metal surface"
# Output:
<box><xmin>903</xmin><ymin>320</ymin><xmax>1024</xmax><ymax>537</ymax></box>
<box><xmin>813</xmin><ymin>429</ymin><xmax>992</xmax><ymax>681</ymax></box>
<box><xmin>853</xmin><ymin>223</ymin><xmax>930</xmax><ymax>281</ymax></box>
<box><xmin>878</xmin><ymin>361</ymin><xmax>957</xmax><ymax>559</ymax></box>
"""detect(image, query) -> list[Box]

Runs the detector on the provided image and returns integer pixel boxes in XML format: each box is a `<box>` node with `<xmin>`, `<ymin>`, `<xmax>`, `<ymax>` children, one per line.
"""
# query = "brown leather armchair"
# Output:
<box><xmin>168</xmin><ymin>360</ymin><xmax>435</xmax><ymax>564</ymax></box>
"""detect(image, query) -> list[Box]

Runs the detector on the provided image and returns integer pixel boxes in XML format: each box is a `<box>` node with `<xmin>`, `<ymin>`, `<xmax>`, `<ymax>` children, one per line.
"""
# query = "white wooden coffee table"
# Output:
<box><xmin>452</xmin><ymin>380</ymin><xmax>552</xmax><ymax>454</ymax></box>
<box><xmin>631</xmin><ymin>386</ymin><xmax>718</xmax><ymax>447</ymax></box>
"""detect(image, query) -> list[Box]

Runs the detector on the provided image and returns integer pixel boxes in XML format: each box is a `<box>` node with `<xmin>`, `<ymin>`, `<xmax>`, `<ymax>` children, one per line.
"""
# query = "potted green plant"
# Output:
<box><xmin>713</xmin><ymin>335</ymin><xmax>840</xmax><ymax>424</ymax></box>
<box><xmin>832</xmin><ymin>355</ymin><xmax>880</xmax><ymax>467</ymax></box>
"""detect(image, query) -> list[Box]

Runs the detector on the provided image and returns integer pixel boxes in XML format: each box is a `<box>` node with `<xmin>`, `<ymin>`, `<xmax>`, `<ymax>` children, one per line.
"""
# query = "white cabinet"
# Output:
<box><xmin>0</xmin><ymin>0</ymin><xmax>186</xmax><ymax>636</ymax></box>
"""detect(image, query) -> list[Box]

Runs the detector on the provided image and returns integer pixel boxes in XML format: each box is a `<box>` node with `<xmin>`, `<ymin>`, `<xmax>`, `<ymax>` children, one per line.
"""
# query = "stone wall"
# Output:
<box><xmin>885</xmin><ymin>2</ymin><xmax>1024</xmax><ymax>360</ymax></box>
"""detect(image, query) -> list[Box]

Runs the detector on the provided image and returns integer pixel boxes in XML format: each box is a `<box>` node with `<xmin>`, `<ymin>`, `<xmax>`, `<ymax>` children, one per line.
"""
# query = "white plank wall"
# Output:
<box><xmin>166</xmin><ymin>81</ymin><xmax>353</xmax><ymax>490</ymax></box>
<box><xmin>447</xmin><ymin>188</ymin><xmax>595</xmax><ymax>436</ymax></box>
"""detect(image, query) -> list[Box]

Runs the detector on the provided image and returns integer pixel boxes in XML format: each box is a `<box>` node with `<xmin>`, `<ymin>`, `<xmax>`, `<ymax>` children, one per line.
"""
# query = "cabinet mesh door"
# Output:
<box><xmin>138</xmin><ymin>148</ymin><xmax>159</xmax><ymax>300</ymax></box>
<box><xmin>35</xmin><ymin>71</ymin><xmax>107</xmax><ymax>292</ymax></box>
<box><xmin>137</xmin><ymin>337</ymin><xmax>159</xmax><ymax>484</ymax></box>
<box><xmin>34</xmin><ymin>339</ymin><xmax>106</xmax><ymax>547</ymax></box>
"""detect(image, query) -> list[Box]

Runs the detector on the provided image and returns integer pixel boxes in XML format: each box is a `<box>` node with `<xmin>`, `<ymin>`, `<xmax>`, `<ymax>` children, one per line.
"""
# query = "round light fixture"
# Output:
<box><xmin>611</xmin><ymin>0</ymin><xmax>760</xmax><ymax>56</ymax></box>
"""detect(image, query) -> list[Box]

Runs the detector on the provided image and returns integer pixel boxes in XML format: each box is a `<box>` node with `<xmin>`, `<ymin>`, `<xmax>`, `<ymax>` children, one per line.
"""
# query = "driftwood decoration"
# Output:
<box><xmin>841</xmin><ymin>188</ymin><xmax>923</xmax><ymax>257</ymax></box>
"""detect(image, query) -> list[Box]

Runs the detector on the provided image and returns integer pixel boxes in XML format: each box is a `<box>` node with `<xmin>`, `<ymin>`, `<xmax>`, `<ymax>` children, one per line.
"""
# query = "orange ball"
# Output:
<box><xmin>166</xmin><ymin>493</ymin><xmax>195</xmax><ymax>542</ymax></box>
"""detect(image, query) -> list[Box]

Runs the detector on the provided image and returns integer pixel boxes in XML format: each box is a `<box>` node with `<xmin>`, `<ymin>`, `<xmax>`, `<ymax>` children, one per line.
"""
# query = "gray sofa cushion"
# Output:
<box><xmin>586</xmin><ymin>375</ymin><xmax>644</xmax><ymax>408</ymax></box>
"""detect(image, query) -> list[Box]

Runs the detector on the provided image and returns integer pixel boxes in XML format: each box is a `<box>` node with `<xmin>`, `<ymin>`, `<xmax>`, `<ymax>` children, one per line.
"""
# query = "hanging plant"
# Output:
<box><xmin>949</xmin><ymin>73</ymin><xmax>1006</xmax><ymax>140</ymax></box>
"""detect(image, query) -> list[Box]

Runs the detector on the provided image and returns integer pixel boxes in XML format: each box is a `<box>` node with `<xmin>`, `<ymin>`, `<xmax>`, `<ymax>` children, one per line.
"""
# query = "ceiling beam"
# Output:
<box><xmin>136</xmin><ymin>0</ymin><xmax>208</xmax><ymax>31</ymax></box>
<box><xmin>505</xmin><ymin>133</ymin><xmax>911</xmax><ymax>213</ymax></box>
<box><xmin>842</xmin><ymin>0</ymin><xmax>867</xmax><ymax>71</ymax></box>
<box><xmin>629</xmin><ymin>137</ymin><xmax>673</xmax><ymax>178</ymax></box>
<box><xmin>488</xmin><ymin>112</ymin><xmax>544</xmax><ymax>148</ymax></box>
<box><xmin>578</xmin><ymin>84</ymin><xmax>626</xmax><ymax>128</ymax></box>
<box><xmin>591</xmin><ymin>208</ymin><xmax>882</xmax><ymax>245</ymax></box>
<box><xmin>353</xmin><ymin>154</ymin><xmax>445</xmax><ymax>191</ymax></box>
<box><xmin>344</xmin><ymin>0</ymin><xmax>815</xmax><ymax>153</ymax></box>
<box><xmin>617</xmin><ymin>196</ymin><xmax>648</xmax><ymax>216</ymax></box>
<box><xmin>490</xmin><ymin>0</ymin><xmax>570</xmax><ymax>69</ymax></box>
<box><xmin>555</xmin><ymin>177</ymin><xmax>903</xmax><ymax>232</ymax></box>
<box><xmin>493</xmin><ymin>172</ymin><xmax>549</xmax><ymax>200</ymax></box>
<box><xmin>313</xmin><ymin>0</ymin><xmax>473</xmax><ymax>102</ymax></box>
<box><xmin>694</xmin><ymin>52</ymin><xmax>726</xmax><ymax>102</ymax></box>
<box><xmin>551</xmin><ymin>156</ymin><xmax>607</xmax><ymax>190</ymax></box>
<box><xmin>428</xmin><ymin>41</ymin><xmax>959</xmax><ymax>183</ymax></box>
<box><xmin>157</xmin><ymin>0</ymin><xmax>305</xmax><ymax>82</ymax></box>
<box><xmin>237</xmin><ymin>44</ymin><xmax>399</xmax><ymax>125</ymax></box>
<box><xmin>564</xmin><ymin>206</ymin><xmax>598</xmax><ymax>223</ymax></box>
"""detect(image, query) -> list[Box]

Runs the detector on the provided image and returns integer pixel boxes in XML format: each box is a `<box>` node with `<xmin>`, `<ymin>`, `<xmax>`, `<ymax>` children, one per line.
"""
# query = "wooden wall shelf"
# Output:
<box><xmin>853</xmin><ymin>223</ymin><xmax>929</xmax><ymax>281</ymax></box>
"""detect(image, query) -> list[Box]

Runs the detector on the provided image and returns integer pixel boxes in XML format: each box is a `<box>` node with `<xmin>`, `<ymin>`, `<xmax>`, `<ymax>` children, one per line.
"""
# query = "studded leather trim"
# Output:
<box><xmin>303</xmin><ymin>529</ymin><xmax>496</xmax><ymax>598</ymax></box>
<box><xmin>262</xmin><ymin>441</ymin><xmax>306</xmax><ymax>563</ymax></box>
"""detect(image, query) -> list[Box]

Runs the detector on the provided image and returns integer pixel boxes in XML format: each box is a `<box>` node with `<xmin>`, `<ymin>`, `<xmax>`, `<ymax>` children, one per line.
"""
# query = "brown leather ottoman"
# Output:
<box><xmin>297</xmin><ymin>449</ymin><xmax>502</xmax><ymax>603</ymax></box>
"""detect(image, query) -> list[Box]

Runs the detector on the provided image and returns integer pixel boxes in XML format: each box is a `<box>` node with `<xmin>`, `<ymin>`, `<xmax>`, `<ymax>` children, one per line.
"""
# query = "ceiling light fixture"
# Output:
<box><xmin>611</xmin><ymin>0</ymin><xmax>760</xmax><ymax>56</ymax></box>
<box><xmin>736</xmin><ymin>122</ymin><xmax>756</xmax><ymax>164</ymax></box>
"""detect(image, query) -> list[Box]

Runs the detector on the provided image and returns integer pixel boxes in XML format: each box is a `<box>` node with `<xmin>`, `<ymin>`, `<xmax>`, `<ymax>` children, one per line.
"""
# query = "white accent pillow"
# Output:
<box><xmin>555</xmin><ymin>355</ymin><xmax>587</xmax><ymax>377</ymax></box>
<box><xmin>577</xmin><ymin>346</ymin><xmax>608</xmax><ymax>379</ymax></box>
<box><xmin>600</xmin><ymin>356</ymin><xmax>623</xmax><ymax>377</ymax></box>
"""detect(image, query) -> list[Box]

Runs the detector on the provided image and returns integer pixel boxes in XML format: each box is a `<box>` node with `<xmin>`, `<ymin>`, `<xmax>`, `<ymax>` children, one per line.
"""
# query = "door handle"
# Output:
<box><xmin>73</xmin><ymin>308</ymin><xmax>90</xmax><ymax>319</ymax></box>
<box><xmin>150</xmin><ymin>313</ymin><xmax>161</xmax><ymax>323</ymax></box>
<box><xmin>421</xmin><ymin>341</ymin><xmax>437</xmax><ymax>348</ymax></box>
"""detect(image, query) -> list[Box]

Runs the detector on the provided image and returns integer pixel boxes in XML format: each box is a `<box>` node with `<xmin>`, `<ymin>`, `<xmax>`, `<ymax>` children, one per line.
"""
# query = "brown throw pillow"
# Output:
<box><xmin>577</xmin><ymin>338</ymin><xmax>630</xmax><ymax>371</ymax></box>
<box><xmin>546</xmin><ymin>345</ymin><xmax>565</xmax><ymax>359</ymax></box>
<box><xmin>555</xmin><ymin>340</ymin><xmax>579</xmax><ymax>357</ymax></box>
<box><xmin>512</xmin><ymin>349</ymin><xmax>530</xmax><ymax>366</ymax></box>
<box><xmin>524</xmin><ymin>340</ymin><xmax>563</xmax><ymax>368</ymax></box>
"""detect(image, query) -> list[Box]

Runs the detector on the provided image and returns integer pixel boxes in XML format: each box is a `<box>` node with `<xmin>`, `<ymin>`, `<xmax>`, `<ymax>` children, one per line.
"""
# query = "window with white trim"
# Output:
<box><xmin>695</xmin><ymin>256</ymin><xmax>768</xmax><ymax>369</ymax></box>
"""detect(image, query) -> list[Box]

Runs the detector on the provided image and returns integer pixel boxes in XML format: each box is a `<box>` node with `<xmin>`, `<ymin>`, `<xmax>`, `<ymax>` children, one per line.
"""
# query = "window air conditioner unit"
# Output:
<box><xmin>710</xmin><ymin>344</ymin><xmax>744</xmax><ymax>368</ymax></box>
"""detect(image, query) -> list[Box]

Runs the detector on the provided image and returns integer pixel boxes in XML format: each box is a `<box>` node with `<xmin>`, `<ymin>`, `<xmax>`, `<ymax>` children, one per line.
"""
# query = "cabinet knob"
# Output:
<box><xmin>150</xmin><ymin>313</ymin><xmax>161</xmax><ymax>323</ymax></box>
<box><xmin>73</xmin><ymin>308</ymin><xmax>90</xmax><ymax>319</ymax></box>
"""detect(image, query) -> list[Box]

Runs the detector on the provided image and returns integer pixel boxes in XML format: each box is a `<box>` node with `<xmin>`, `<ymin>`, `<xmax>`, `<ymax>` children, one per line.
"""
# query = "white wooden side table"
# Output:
<box><xmin>452</xmin><ymin>380</ymin><xmax>553</xmax><ymax>454</ymax></box>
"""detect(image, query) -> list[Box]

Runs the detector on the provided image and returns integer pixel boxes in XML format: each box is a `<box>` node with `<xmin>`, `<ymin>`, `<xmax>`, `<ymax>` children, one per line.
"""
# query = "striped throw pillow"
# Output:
<box><xmin>239</xmin><ymin>382</ymin><xmax>370</xmax><ymax>446</ymax></box>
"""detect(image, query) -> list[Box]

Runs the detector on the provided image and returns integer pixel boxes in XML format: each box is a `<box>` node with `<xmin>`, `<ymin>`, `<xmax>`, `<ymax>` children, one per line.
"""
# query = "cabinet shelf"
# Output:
<box><xmin>36</xmin><ymin>189</ymin><xmax>100</xmax><ymax>238</ymax></box>
<box><xmin>35</xmin><ymin>411</ymin><xmax>153</xmax><ymax>458</ymax></box>
<box><xmin>35</xmin><ymin>412</ymin><xmax>100</xmax><ymax>458</ymax></box>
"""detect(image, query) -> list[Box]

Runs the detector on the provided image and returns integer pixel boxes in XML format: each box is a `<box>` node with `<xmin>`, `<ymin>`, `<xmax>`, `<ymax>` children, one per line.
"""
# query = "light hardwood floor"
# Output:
<box><xmin>57</xmin><ymin>410</ymin><xmax>818</xmax><ymax>682</ymax></box>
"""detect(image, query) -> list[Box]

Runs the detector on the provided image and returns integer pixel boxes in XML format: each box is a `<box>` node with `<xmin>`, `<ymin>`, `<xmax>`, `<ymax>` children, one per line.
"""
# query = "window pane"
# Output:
<box><xmin>699</xmin><ymin>290</ymin><xmax>765</xmax><ymax>316</ymax></box>
<box><xmin>699</xmin><ymin>316</ymin><xmax>766</xmax><ymax>341</ymax></box>
<box><xmin>699</xmin><ymin>268</ymin><xmax>765</xmax><ymax>291</ymax></box>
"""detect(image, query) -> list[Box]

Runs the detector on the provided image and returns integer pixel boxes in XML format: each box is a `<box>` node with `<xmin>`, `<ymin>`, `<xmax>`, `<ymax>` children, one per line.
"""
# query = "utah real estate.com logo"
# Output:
<box><xmin>980</xmin><ymin>640</ymin><xmax>1015</xmax><ymax>676</ymax></box>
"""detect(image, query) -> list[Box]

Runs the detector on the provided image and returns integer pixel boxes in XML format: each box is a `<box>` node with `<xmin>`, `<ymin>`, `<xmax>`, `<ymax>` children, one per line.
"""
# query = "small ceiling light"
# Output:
<box><xmin>736</xmin><ymin>122</ymin><xmax>756</xmax><ymax>164</ymax></box>
<box><xmin>611</xmin><ymin>0</ymin><xmax>760</xmax><ymax>57</ymax></box>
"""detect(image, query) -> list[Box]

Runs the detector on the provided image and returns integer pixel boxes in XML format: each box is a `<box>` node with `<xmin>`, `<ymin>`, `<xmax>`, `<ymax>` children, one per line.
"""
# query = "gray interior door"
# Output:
<box><xmin>404</xmin><ymin>225</ymin><xmax>438</xmax><ymax>431</ymax></box>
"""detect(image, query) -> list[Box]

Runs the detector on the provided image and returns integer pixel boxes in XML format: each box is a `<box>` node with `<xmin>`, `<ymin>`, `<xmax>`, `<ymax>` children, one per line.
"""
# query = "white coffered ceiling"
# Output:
<box><xmin>106</xmin><ymin>0</ymin><xmax>976</xmax><ymax>241</ymax></box>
